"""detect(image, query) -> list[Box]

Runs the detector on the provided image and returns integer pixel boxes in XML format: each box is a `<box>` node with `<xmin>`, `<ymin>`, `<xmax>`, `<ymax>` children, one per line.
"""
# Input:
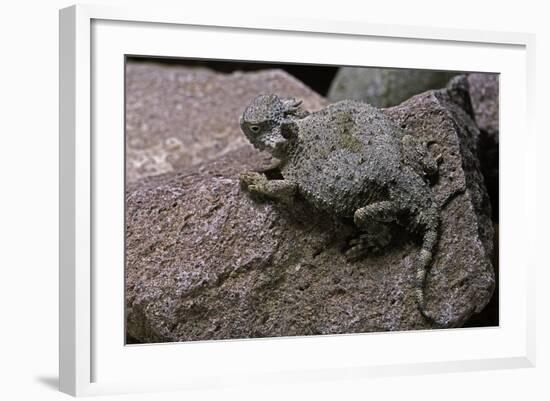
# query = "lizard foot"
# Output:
<box><xmin>239</xmin><ymin>171</ymin><xmax>266</xmax><ymax>191</ymax></box>
<box><xmin>344</xmin><ymin>226</ymin><xmax>391</xmax><ymax>262</ymax></box>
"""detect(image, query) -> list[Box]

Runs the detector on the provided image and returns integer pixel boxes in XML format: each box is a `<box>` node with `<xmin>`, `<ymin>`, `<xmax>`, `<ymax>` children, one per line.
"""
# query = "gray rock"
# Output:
<box><xmin>125</xmin><ymin>81</ymin><xmax>494</xmax><ymax>343</ymax></box>
<box><xmin>328</xmin><ymin>67</ymin><xmax>458</xmax><ymax>107</ymax></box>
<box><xmin>466</xmin><ymin>73</ymin><xmax>499</xmax><ymax>218</ymax></box>
<box><xmin>467</xmin><ymin>73</ymin><xmax>499</xmax><ymax>140</ymax></box>
<box><xmin>125</xmin><ymin>62</ymin><xmax>327</xmax><ymax>183</ymax></box>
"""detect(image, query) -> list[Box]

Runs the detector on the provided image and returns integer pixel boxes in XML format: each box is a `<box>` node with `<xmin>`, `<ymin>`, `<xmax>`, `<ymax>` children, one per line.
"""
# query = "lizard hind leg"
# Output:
<box><xmin>344</xmin><ymin>224</ymin><xmax>392</xmax><ymax>261</ymax></box>
<box><xmin>344</xmin><ymin>201</ymin><xmax>399</xmax><ymax>261</ymax></box>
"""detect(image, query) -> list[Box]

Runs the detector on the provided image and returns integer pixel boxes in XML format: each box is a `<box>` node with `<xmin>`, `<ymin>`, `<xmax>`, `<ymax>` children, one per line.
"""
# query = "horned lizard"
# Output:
<box><xmin>239</xmin><ymin>94</ymin><xmax>442</xmax><ymax>324</ymax></box>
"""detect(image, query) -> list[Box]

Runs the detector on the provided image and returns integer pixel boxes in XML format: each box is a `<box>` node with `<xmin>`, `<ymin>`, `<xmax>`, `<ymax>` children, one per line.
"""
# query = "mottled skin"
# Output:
<box><xmin>239</xmin><ymin>94</ymin><xmax>442</xmax><ymax>324</ymax></box>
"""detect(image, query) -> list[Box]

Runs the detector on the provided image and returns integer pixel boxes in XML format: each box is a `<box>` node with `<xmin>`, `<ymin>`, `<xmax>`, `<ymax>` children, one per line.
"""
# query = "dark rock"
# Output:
<box><xmin>467</xmin><ymin>73</ymin><xmax>499</xmax><ymax>138</ymax></box>
<box><xmin>125</xmin><ymin>85</ymin><xmax>495</xmax><ymax>343</ymax></box>
<box><xmin>125</xmin><ymin>62</ymin><xmax>327</xmax><ymax>183</ymax></box>
<box><xmin>463</xmin><ymin>223</ymin><xmax>499</xmax><ymax>328</ymax></box>
<box><xmin>328</xmin><ymin>67</ymin><xmax>459</xmax><ymax>107</ymax></box>
<box><xmin>466</xmin><ymin>73</ymin><xmax>499</xmax><ymax>219</ymax></box>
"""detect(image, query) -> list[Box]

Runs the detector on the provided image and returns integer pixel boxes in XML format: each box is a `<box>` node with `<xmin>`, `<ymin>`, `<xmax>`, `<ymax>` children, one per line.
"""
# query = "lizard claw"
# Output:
<box><xmin>344</xmin><ymin>227</ymin><xmax>392</xmax><ymax>261</ymax></box>
<box><xmin>239</xmin><ymin>171</ymin><xmax>266</xmax><ymax>189</ymax></box>
<box><xmin>344</xmin><ymin>243</ymin><xmax>369</xmax><ymax>262</ymax></box>
<box><xmin>344</xmin><ymin>234</ymin><xmax>372</xmax><ymax>261</ymax></box>
<box><xmin>248</xmin><ymin>184</ymin><xmax>264</xmax><ymax>194</ymax></box>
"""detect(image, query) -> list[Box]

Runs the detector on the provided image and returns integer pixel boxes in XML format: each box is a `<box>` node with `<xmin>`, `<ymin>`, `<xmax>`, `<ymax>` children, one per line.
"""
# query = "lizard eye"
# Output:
<box><xmin>249</xmin><ymin>125</ymin><xmax>261</xmax><ymax>134</ymax></box>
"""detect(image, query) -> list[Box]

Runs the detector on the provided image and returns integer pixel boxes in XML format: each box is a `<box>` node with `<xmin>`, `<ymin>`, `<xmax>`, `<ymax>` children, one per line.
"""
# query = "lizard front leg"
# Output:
<box><xmin>239</xmin><ymin>171</ymin><xmax>297</xmax><ymax>204</ymax></box>
<box><xmin>345</xmin><ymin>201</ymin><xmax>401</xmax><ymax>260</ymax></box>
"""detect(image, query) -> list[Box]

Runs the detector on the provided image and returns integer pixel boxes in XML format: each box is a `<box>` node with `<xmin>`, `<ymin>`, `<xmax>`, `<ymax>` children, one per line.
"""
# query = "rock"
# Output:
<box><xmin>385</xmin><ymin>77</ymin><xmax>495</xmax><ymax>324</ymax></box>
<box><xmin>466</xmin><ymin>73</ymin><xmax>499</xmax><ymax>219</ymax></box>
<box><xmin>328</xmin><ymin>67</ymin><xmax>458</xmax><ymax>107</ymax></box>
<box><xmin>467</xmin><ymin>73</ymin><xmax>499</xmax><ymax>138</ymax></box>
<box><xmin>463</xmin><ymin>222</ymin><xmax>499</xmax><ymax>328</ymax></box>
<box><xmin>125</xmin><ymin>81</ymin><xmax>495</xmax><ymax>343</ymax></box>
<box><xmin>125</xmin><ymin>62</ymin><xmax>328</xmax><ymax>183</ymax></box>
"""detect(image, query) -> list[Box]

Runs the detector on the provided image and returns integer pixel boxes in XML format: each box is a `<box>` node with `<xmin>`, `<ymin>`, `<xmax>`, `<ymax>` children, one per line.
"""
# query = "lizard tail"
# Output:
<box><xmin>414</xmin><ymin>221</ymin><xmax>443</xmax><ymax>326</ymax></box>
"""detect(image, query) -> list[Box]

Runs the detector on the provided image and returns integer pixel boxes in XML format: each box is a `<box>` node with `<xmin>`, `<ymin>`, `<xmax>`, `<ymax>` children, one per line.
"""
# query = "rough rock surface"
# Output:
<box><xmin>328</xmin><ymin>67</ymin><xmax>458</xmax><ymax>108</ymax></box>
<box><xmin>467</xmin><ymin>73</ymin><xmax>499</xmax><ymax>139</ymax></box>
<box><xmin>125</xmin><ymin>62</ymin><xmax>328</xmax><ymax>182</ymax></box>
<box><xmin>125</xmin><ymin>79</ymin><xmax>494</xmax><ymax>343</ymax></box>
<box><xmin>467</xmin><ymin>73</ymin><xmax>499</xmax><ymax>218</ymax></box>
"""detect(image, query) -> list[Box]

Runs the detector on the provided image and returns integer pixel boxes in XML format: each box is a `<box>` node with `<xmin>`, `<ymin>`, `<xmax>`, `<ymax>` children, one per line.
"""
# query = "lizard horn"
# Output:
<box><xmin>282</xmin><ymin>98</ymin><xmax>303</xmax><ymax>113</ymax></box>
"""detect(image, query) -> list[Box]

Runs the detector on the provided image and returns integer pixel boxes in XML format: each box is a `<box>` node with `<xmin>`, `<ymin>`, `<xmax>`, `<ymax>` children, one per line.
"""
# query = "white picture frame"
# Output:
<box><xmin>59</xmin><ymin>4</ymin><xmax>536</xmax><ymax>397</ymax></box>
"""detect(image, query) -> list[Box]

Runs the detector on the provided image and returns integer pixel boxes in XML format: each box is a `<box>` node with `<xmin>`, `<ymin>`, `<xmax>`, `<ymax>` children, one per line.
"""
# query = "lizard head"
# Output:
<box><xmin>240</xmin><ymin>94</ymin><xmax>303</xmax><ymax>160</ymax></box>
